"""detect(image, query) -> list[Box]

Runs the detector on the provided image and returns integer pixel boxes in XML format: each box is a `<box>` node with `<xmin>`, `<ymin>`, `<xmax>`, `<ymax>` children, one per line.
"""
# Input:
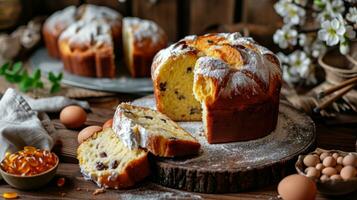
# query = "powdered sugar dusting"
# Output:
<box><xmin>152</xmin><ymin>32</ymin><xmax>281</xmax><ymax>98</ymax></box>
<box><xmin>118</xmin><ymin>184</ymin><xmax>202</xmax><ymax>200</ymax></box>
<box><xmin>133</xmin><ymin>96</ymin><xmax>315</xmax><ymax>171</ymax></box>
<box><xmin>60</xmin><ymin>20</ymin><xmax>112</xmax><ymax>47</ymax></box>
<box><xmin>44</xmin><ymin>6</ymin><xmax>76</xmax><ymax>34</ymax></box>
<box><xmin>221</xmin><ymin>71</ymin><xmax>259</xmax><ymax>96</ymax></box>
<box><xmin>124</xmin><ymin>17</ymin><xmax>165</xmax><ymax>46</ymax></box>
<box><xmin>80</xmin><ymin>4</ymin><xmax>121</xmax><ymax>23</ymax></box>
<box><xmin>194</xmin><ymin>57</ymin><xmax>229</xmax><ymax>81</ymax></box>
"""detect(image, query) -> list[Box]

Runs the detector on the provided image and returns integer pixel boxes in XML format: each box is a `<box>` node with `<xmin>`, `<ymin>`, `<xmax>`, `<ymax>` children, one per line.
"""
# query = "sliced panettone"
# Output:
<box><xmin>77</xmin><ymin>128</ymin><xmax>150</xmax><ymax>189</ymax></box>
<box><xmin>112</xmin><ymin>103</ymin><xmax>200</xmax><ymax>157</ymax></box>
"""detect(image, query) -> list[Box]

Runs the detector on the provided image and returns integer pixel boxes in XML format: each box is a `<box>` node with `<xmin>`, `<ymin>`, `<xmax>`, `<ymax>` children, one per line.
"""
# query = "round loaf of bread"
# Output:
<box><xmin>152</xmin><ymin>32</ymin><xmax>282</xmax><ymax>143</ymax></box>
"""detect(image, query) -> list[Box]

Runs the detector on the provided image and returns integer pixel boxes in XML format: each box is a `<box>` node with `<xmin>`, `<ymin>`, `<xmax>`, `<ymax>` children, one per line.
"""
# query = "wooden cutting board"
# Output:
<box><xmin>132</xmin><ymin>95</ymin><xmax>316</xmax><ymax>193</ymax></box>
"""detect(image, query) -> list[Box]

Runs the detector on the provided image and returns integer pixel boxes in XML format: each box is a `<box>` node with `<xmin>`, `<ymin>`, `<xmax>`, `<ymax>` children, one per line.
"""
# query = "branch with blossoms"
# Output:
<box><xmin>273</xmin><ymin>0</ymin><xmax>356</xmax><ymax>86</ymax></box>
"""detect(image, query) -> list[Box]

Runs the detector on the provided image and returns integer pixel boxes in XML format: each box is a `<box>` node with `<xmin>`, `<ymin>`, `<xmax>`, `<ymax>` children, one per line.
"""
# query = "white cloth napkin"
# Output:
<box><xmin>0</xmin><ymin>88</ymin><xmax>90</xmax><ymax>174</ymax></box>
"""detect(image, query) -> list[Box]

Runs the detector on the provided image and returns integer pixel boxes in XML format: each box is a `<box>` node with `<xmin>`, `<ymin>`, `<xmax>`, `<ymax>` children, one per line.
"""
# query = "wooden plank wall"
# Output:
<box><xmin>6</xmin><ymin>0</ymin><xmax>280</xmax><ymax>42</ymax></box>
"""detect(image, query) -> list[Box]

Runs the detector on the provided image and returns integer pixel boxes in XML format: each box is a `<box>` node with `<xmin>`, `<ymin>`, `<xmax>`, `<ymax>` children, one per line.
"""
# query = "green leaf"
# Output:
<box><xmin>57</xmin><ymin>72</ymin><xmax>63</xmax><ymax>81</ymax></box>
<box><xmin>33</xmin><ymin>69</ymin><xmax>41</xmax><ymax>80</ymax></box>
<box><xmin>12</xmin><ymin>62</ymin><xmax>23</xmax><ymax>74</ymax></box>
<box><xmin>0</xmin><ymin>62</ymin><xmax>10</xmax><ymax>75</ymax></box>
<box><xmin>48</xmin><ymin>72</ymin><xmax>56</xmax><ymax>82</ymax></box>
<box><xmin>34</xmin><ymin>80</ymin><xmax>44</xmax><ymax>89</ymax></box>
<box><xmin>50</xmin><ymin>83</ymin><xmax>61</xmax><ymax>94</ymax></box>
<box><xmin>19</xmin><ymin>77</ymin><xmax>33</xmax><ymax>93</ymax></box>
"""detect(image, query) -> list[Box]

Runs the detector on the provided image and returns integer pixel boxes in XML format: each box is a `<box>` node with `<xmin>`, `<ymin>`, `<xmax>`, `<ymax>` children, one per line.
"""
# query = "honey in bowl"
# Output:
<box><xmin>0</xmin><ymin>146</ymin><xmax>57</xmax><ymax>176</ymax></box>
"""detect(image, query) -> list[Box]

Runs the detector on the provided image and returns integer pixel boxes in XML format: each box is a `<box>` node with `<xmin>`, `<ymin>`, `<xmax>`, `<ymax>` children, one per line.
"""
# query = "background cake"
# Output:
<box><xmin>123</xmin><ymin>17</ymin><xmax>167</xmax><ymax>77</ymax></box>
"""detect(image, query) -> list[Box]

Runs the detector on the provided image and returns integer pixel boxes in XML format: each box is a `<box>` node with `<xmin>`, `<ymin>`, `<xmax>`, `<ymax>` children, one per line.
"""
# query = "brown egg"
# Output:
<box><xmin>332</xmin><ymin>152</ymin><xmax>339</xmax><ymax>159</ymax></box>
<box><xmin>78</xmin><ymin>126</ymin><xmax>102</xmax><ymax>144</ymax></box>
<box><xmin>320</xmin><ymin>174</ymin><xmax>329</xmax><ymax>182</ymax></box>
<box><xmin>316</xmin><ymin>163</ymin><xmax>324</xmax><ymax>171</ymax></box>
<box><xmin>305</xmin><ymin>167</ymin><xmax>320</xmax><ymax>179</ymax></box>
<box><xmin>340</xmin><ymin>166</ymin><xmax>357</xmax><ymax>180</ymax></box>
<box><xmin>342</xmin><ymin>154</ymin><xmax>356</xmax><ymax>167</ymax></box>
<box><xmin>337</xmin><ymin>156</ymin><xmax>344</xmax><ymax>165</ymax></box>
<box><xmin>103</xmin><ymin>118</ymin><xmax>113</xmax><ymax>129</ymax></box>
<box><xmin>60</xmin><ymin>105</ymin><xmax>87</xmax><ymax>129</ymax></box>
<box><xmin>322</xmin><ymin>167</ymin><xmax>337</xmax><ymax>176</ymax></box>
<box><xmin>323</xmin><ymin>156</ymin><xmax>336</xmax><ymax>167</ymax></box>
<box><xmin>278</xmin><ymin>174</ymin><xmax>316</xmax><ymax>200</ymax></box>
<box><xmin>320</xmin><ymin>152</ymin><xmax>330</xmax><ymax>161</ymax></box>
<box><xmin>303</xmin><ymin>155</ymin><xmax>320</xmax><ymax>167</ymax></box>
<box><xmin>330</xmin><ymin>174</ymin><xmax>342</xmax><ymax>180</ymax></box>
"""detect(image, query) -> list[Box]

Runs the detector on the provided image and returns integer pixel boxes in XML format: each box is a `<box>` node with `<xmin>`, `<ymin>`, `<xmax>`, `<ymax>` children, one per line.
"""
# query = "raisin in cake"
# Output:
<box><xmin>151</xmin><ymin>33</ymin><xmax>282</xmax><ymax>143</ymax></box>
<box><xmin>77</xmin><ymin>128</ymin><xmax>150</xmax><ymax>189</ymax></box>
<box><xmin>123</xmin><ymin>17</ymin><xmax>167</xmax><ymax>77</ymax></box>
<box><xmin>112</xmin><ymin>103</ymin><xmax>200</xmax><ymax>157</ymax></box>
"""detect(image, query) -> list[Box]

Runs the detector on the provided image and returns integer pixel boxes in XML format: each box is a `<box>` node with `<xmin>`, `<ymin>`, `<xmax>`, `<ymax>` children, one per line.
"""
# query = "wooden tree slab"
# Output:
<box><xmin>133</xmin><ymin>96</ymin><xmax>316</xmax><ymax>193</ymax></box>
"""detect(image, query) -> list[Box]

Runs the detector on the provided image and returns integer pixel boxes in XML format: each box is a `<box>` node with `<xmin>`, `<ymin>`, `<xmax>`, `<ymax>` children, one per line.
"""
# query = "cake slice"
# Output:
<box><xmin>77</xmin><ymin>128</ymin><xmax>150</xmax><ymax>189</ymax></box>
<box><xmin>113</xmin><ymin>103</ymin><xmax>201</xmax><ymax>157</ymax></box>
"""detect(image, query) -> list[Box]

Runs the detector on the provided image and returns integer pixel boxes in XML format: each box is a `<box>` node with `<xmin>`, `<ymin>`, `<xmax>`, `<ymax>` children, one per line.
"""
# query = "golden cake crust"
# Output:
<box><xmin>151</xmin><ymin>32</ymin><xmax>282</xmax><ymax>143</ymax></box>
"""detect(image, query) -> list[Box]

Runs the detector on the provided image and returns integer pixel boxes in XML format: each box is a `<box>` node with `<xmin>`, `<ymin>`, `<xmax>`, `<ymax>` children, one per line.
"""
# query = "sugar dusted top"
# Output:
<box><xmin>44</xmin><ymin>6</ymin><xmax>76</xmax><ymax>35</ymax></box>
<box><xmin>152</xmin><ymin>32</ymin><xmax>282</xmax><ymax>98</ymax></box>
<box><xmin>59</xmin><ymin>20</ymin><xmax>112</xmax><ymax>49</ymax></box>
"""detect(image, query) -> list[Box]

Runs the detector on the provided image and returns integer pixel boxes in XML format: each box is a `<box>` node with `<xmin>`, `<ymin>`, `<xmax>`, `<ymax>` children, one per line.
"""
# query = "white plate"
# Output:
<box><xmin>29</xmin><ymin>48</ymin><xmax>153</xmax><ymax>94</ymax></box>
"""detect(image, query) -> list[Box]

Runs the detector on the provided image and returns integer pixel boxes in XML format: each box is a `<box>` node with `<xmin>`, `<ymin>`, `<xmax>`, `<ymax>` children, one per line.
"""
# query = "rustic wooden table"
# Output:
<box><xmin>0</xmin><ymin>83</ymin><xmax>356</xmax><ymax>199</ymax></box>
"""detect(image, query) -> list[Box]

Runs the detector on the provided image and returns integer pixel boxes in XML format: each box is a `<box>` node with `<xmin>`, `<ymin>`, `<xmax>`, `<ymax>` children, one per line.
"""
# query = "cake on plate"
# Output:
<box><xmin>43</xmin><ymin>4</ymin><xmax>121</xmax><ymax>59</ymax></box>
<box><xmin>58</xmin><ymin>20</ymin><xmax>116</xmax><ymax>77</ymax></box>
<box><xmin>122</xmin><ymin>17</ymin><xmax>167</xmax><ymax>77</ymax></box>
<box><xmin>151</xmin><ymin>32</ymin><xmax>282</xmax><ymax>143</ymax></box>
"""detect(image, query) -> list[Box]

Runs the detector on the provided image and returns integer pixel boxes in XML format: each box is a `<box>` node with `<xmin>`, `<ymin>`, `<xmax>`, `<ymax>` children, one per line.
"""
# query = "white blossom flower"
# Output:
<box><xmin>318</xmin><ymin>18</ymin><xmax>346</xmax><ymax>46</ymax></box>
<box><xmin>298</xmin><ymin>33</ymin><xmax>307</xmax><ymax>46</ymax></box>
<box><xmin>283</xmin><ymin>64</ymin><xmax>300</xmax><ymax>84</ymax></box>
<box><xmin>274</xmin><ymin>0</ymin><xmax>306</xmax><ymax>25</ymax></box>
<box><xmin>345</xmin><ymin>25</ymin><xmax>356</xmax><ymax>39</ymax></box>
<box><xmin>311</xmin><ymin>40</ymin><xmax>327</xmax><ymax>58</ymax></box>
<box><xmin>274</xmin><ymin>0</ymin><xmax>291</xmax><ymax>17</ymax></box>
<box><xmin>346</xmin><ymin>7</ymin><xmax>357</xmax><ymax>24</ymax></box>
<box><xmin>316</xmin><ymin>0</ymin><xmax>345</xmax><ymax>22</ymax></box>
<box><xmin>277</xmin><ymin>52</ymin><xmax>289</xmax><ymax>64</ymax></box>
<box><xmin>329</xmin><ymin>0</ymin><xmax>345</xmax><ymax>15</ymax></box>
<box><xmin>294</xmin><ymin>0</ymin><xmax>307</xmax><ymax>6</ymax></box>
<box><xmin>273</xmin><ymin>25</ymin><xmax>298</xmax><ymax>49</ymax></box>
<box><xmin>288</xmin><ymin>50</ymin><xmax>311</xmax><ymax>78</ymax></box>
<box><xmin>339</xmin><ymin>37</ymin><xmax>349</xmax><ymax>55</ymax></box>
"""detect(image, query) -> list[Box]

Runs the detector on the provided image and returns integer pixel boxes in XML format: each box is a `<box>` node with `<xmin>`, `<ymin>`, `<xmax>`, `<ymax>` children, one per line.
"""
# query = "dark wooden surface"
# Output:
<box><xmin>0</xmin><ymin>93</ymin><xmax>356</xmax><ymax>199</ymax></box>
<box><xmin>0</xmin><ymin>68</ymin><xmax>356</xmax><ymax>199</ymax></box>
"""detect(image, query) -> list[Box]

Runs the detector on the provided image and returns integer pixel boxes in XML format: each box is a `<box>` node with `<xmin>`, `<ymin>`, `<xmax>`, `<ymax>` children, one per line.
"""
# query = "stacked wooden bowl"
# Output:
<box><xmin>319</xmin><ymin>42</ymin><xmax>357</xmax><ymax>85</ymax></box>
